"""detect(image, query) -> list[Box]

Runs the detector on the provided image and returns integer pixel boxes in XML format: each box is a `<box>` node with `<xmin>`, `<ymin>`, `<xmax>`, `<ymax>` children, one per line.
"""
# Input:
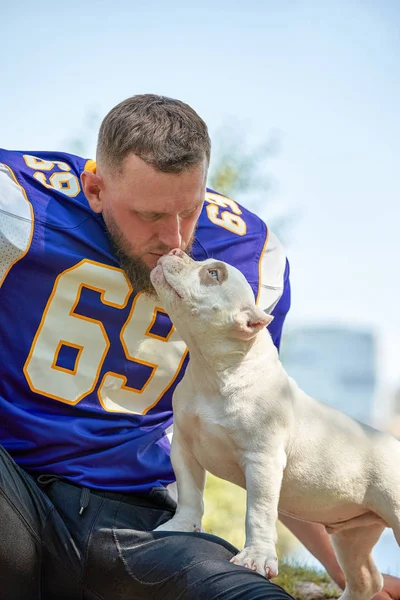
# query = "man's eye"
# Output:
<box><xmin>181</xmin><ymin>209</ymin><xmax>195</xmax><ymax>219</ymax></box>
<box><xmin>208</xmin><ymin>269</ymin><xmax>219</xmax><ymax>280</ymax></box>
<box><xmin>142</xmin><ymin>214</ymin><xmax>161</xmax><ymax>222</ymax></box>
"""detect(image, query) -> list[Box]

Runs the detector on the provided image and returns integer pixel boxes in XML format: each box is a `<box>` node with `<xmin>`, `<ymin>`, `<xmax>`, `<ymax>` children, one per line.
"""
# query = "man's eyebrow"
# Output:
<box><xmin>136</xmin><ymin>209</ymin><xmax>164</xmax><ymax>217</ymax></box>
<box><xmin>131</xmin><ymin>207</ymin><xmax>164</xmax><ymax>218</ymax></box>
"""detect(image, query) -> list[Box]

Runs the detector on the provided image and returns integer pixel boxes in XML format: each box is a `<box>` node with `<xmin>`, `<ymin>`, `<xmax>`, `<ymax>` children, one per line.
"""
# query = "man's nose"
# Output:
<box><xmin>159</xmin><ymin>217</ymin><xmax>182</xmax><ymax>250</ymax></box>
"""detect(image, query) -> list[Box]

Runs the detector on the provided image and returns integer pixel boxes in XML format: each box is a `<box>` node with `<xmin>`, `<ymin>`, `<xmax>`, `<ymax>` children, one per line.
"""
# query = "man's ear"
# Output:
<box><xmin>81</xmin><ymin>170</ymin><xmax>104</xmax><ymax>213</ymax></box>
<box><xmin>230</xmin><ymin>306</ymin><xmax>274</xmax><ymax>341</ymax></box>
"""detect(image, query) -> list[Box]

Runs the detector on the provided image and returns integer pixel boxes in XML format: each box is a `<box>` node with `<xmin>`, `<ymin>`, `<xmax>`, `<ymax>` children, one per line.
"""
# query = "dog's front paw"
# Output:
<box><xmin>154</xmin><ymin>514</ymin><xmax>202</xmax><ymax>533</ymax></box>
<box><xmin>230</xmin><ymin>544</ymin><xmax>278</xmax><ymax>579</ymax></box>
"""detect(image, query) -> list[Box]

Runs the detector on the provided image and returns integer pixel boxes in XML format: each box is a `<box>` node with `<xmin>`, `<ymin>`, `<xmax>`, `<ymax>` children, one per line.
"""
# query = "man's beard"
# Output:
<box><xmin>104</xmin><ymin>214</ymin><xmax>195</xmax><ymax>297</ymax></box>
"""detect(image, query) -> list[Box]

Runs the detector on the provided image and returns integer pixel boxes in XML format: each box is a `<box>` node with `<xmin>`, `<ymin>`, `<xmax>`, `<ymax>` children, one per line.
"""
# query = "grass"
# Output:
<box><xmin>275</xmin><ymin>562</ymin><xmax>342</xmax><ymax>598</ymax></box>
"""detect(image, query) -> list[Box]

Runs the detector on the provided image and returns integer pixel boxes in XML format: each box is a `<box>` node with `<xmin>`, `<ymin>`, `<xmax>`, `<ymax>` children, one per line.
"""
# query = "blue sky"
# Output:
<box><xmin>1</xmin><ymin>0</ymin><xmax>399</xmax><ymax>406</ymax></box>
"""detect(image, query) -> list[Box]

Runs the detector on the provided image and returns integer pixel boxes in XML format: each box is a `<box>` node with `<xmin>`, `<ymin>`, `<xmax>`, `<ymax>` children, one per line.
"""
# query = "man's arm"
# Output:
<box><xmin>279</xmin><ymin>514</ymin><xmax>345</xmax><ymax>588</ymax></box>
<box><xmin>258</xmin><ymin>230</ymin><xmax>291</xmax><ymax>351</ymax></box>
<box><xmin>0</xmin><ymin>162</ymin><xmax>34</xmax><ymax>288</ymax></box>
<box><xmin>280</xmin><ymin>514</ymin><xmax>400</xmax><ymax>600</ymax></box>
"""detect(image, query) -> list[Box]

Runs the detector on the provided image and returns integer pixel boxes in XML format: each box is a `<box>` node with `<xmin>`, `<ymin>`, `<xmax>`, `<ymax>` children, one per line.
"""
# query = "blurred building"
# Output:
<box><xmin>392</xmin><ymin>388</ymin><xmax>400</xmax><ymax>416</ymax></box>
<box><xmin>385</xmin><ymin>387</ymin><xmax>400</xmax><ymax>438</ymax></box>
<box><xmin>280</xmin><ymin>326</ymin><xmax>377</xmax><ymax>425</ymax></box>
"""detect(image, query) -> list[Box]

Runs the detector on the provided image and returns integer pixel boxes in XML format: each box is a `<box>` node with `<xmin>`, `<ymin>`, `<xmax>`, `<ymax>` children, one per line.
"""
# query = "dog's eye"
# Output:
<box><xmin>208</xmin><ymin>269</ymin><xmax>219</xmax><ymax>280</ymax></box>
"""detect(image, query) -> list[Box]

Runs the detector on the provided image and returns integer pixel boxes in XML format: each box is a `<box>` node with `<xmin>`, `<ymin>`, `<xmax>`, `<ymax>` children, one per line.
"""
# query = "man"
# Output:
<box><xmin>0</xmin><ymin>94</ymin><xmax>398</xmax><ymax>599</ymax></box>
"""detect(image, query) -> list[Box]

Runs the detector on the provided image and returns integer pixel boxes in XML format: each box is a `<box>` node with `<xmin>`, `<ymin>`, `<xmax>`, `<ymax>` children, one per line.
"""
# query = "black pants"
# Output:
<box><xmin>0</xmin><ymin>445</ymin><xmax>293</xmax><ymax>600</ymax></box>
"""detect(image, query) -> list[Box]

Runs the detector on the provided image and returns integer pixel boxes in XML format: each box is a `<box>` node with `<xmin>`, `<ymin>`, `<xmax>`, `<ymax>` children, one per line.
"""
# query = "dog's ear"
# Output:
<box><xmin>230</xmin><ymin>306</ymin><xmax>274</xmax><ymax>341</ymax></box>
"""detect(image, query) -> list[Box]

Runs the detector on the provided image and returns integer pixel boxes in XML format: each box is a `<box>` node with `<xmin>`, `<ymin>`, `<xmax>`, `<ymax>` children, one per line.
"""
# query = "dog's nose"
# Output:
<box><xmin>169</xmin><ymin>248</ymin><xmax>186</xmax><ymax>259</ymax></box>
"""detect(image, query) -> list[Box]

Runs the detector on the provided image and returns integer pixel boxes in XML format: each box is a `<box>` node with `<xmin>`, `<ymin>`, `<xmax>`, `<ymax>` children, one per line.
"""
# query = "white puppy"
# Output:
<box><xmin>150</xmin><ymin>249</ymin><xmax>400</xmax><ymax>600</ymax></box>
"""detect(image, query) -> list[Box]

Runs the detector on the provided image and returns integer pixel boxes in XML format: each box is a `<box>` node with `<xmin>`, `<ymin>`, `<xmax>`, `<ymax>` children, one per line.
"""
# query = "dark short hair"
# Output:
<box><xmin>97</xmin><ymin>94</ymin><xmax>211</xmax><ymax>174</ymax></box>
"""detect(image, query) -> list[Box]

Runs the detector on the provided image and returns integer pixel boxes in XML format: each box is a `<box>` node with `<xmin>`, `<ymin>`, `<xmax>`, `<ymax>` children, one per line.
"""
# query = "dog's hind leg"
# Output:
<box><xmin>330</xmin><ymin>522</ymin><xmax>385</xmax><ymax>600</ymax></box>
<box><xmin>364</xmin><ymin>450</ymin><xmax>400</xmax><ymax>548</ymax></box>
<box><xmin>377</xmin><ymin>505</ymin><xmax>400</xmax><ymax>549</ymax></box>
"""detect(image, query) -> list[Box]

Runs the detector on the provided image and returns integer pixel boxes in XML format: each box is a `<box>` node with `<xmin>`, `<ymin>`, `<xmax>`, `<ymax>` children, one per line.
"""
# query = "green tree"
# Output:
<box><xmin>208</xmin><ymin>125</ymin><xmax>278</xmax><ymax>199</ymax></box>
<box><xmin>208</xmin><ymin>125</ymin><xmax>297</xmax><ymax>244</ymax></box>
<box><xmin>63</xmin><ymin>110</ymin><xmax>100</xmax><ymax>158</ymax></box>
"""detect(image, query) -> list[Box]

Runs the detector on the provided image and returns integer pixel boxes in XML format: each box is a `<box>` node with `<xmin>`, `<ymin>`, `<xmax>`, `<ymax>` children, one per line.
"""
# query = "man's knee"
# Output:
<box><xmin>96</xmin><ymin>531</ymin><xmax>294</xmax><ymax>600</ymax></box>
<box><xmin>160</xmin><ymin>535</ymin><xmax>293</xmax><ymax>600</ymax></box>
<box><xmin>0</xmin><ymin>444</ymin><xmax>51</xmax><ymax>533</ymax></box>
<box><xmin>0</xmin><ymin>489</ymin><xmax>41</xmax><ymax>599</ymax></box>
<box><xmin>0</xmin><ymin>444</ymin><xmax>53</xmax><ymax>598</ymax></box>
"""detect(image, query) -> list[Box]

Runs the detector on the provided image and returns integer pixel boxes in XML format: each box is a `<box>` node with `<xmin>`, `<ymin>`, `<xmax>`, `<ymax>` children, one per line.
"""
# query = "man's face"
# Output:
<box><xmin>82</xmin><ymin>154</ymin><xmax>207</xmax><ymax>295</ymax></box>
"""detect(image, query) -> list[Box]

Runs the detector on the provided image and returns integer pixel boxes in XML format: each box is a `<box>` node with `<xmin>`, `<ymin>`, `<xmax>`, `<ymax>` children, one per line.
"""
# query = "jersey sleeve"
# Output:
<box><xmin>258</xmin><ymin>231</ymin><xmax>291</xmax><ymax>351</ymax></box>
<box><xmin>0</xmin><ymin>163</ymin><xmax>34</xmax><ymax>288</ymax></box>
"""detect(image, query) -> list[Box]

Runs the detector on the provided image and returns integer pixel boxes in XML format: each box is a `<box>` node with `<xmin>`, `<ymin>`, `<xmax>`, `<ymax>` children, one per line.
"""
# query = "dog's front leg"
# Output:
<box><xmin>154</xmin><ymin>430</ymin><xmax>206</xmax><ymax>533</ymax></box>
<box><xmin>230</xmin><ymin>447</ymin><xmax>286</xmax><ymax>578</ymax></box>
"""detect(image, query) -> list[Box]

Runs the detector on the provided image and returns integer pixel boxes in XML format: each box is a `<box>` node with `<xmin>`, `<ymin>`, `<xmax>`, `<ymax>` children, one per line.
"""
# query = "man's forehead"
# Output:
<box><xmin>120</xmin><ymin>154</ymin><xmax>207</xmax><ymax>183</ymax></box>
<box><xmin>108</xmin><ymin>157</ymin><xmax>207</xmax><ymax>209</ymax></box>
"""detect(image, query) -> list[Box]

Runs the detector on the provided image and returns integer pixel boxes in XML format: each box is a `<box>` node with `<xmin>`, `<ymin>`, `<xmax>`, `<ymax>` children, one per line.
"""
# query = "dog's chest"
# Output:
<box><xmin>174</xmin><ymin>395</ymin><xmax>246</xmax><ymax>488</ymax></box>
